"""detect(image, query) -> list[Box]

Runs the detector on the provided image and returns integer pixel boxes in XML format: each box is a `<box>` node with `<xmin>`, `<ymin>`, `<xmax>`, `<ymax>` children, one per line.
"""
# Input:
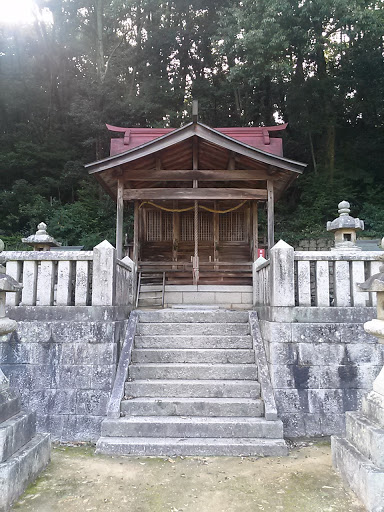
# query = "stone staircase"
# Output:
<box><xmin>97</xmin><ymin>309</ymin><xmax>287</xmax><ymax>457</ymax></box>
<box><xmin>0</xmin><ymin>387</ymin><xmax>50</xmax><ymax>511</ymax></box>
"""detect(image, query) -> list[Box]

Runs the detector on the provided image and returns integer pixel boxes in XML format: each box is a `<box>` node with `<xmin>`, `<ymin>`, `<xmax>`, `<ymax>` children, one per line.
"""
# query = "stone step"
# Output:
<box><xmin>101</xmin><ymin>416</ymin><xmax>284</xmax><ymax>439</ymax></box>
<box><xmin>134</xmin><ymin>335</ymin><xmax>253</xmax><ymax>349</ymax></box>
<box><xmin>121</xmin><ymin>397</ymin><xmax>264</xmax><ymax>417</ymax></box>
<box><xmin>137</xmin><ymin>323</ymin><xmax>250</xmax><ymax>336</ymax></box>
<box><xmin>138</xmin><ymin>310</ymin><xmax>249</xmax><ymax>324</ymax></box>
<box><xmin>0</xmin><ymin>389</ymin><xmax>21</xmax><ymax>423</ymax></box>
<box><xmin>0</xmin><ymin>411</ymin><xmax>36</xmax><ymax>463</ymax></box>
<box><xmin>0</xmin><ymin>433</ymin><xmax>51</xmax><ymax>512</ymax></box>
<box><xmin>345</xmin><ymin>411</ymin><xmax>384</xmax><ymax>469</ymax></box>
<box><xmin>132</xmin><ymin>348</ymin><xmax>255</xmax><ymax>364</ymax></box>
<box><xmin>96</xmin><ymin>436</ymin><xmax>288</xmax><ymax>457</ymax></box>
<box><xmin>332</xmin><ymin>436</ymin><xmax>384</xmax><ymax>512</ymax></box>
<box><xmin>128</xmin><ymin>363</ymin><xmax>257</xmax><ymax>381</ymax></box>
<box><xmin>361</xmin><ymin>390</ymin><xmax>384</xmax><ymax>428</ymax></box>
<box><xmin>125</xmin><ymin>379</ymin><xmax>261</xmax><ymax>399</ymax></box>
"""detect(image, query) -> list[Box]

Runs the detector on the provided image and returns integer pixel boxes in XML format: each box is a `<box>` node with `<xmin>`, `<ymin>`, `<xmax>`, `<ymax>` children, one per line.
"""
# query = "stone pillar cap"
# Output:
<box><xmin>22</xmin><ymin>222</ymin><xmax>61</xmax><ymax>248</ymax></box>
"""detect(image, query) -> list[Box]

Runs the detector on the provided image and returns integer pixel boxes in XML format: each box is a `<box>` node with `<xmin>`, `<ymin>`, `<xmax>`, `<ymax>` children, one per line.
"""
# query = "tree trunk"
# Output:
<box><xmin>95</xmin><ymin>0</ymin><xmax>105</xmax><ymax>81</ymax></box>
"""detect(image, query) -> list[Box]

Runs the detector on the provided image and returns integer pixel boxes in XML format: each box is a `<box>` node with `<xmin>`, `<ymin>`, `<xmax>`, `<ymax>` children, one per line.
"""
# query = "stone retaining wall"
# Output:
<box><xmin>258</xmin><ymin>306</ymin><xmax>384</xmax><ymax>436</ymax></box>
<box><xmin>0</xmin><ymin>306</ymin><xmax>129</xmax><ymax>442</ymax></box>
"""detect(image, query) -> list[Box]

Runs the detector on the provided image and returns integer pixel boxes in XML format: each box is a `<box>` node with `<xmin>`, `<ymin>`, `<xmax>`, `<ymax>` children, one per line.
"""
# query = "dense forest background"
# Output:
<box><xmin>1</xmin><ymin>0</ymin><xmax>383</xmax><ymax>249</ymax></box>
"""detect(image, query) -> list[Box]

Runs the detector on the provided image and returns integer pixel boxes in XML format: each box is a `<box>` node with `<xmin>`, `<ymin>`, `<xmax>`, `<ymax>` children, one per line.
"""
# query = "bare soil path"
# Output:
<box><xmin>13</xmin><ymin>440</ymin><xmax>364</xmax><ymax>512</ymax></box>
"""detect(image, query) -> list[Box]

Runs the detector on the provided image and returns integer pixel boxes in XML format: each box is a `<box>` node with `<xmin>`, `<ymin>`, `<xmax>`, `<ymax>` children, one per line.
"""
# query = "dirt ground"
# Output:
<box><xmin>13</xmin><ymin>440</ymin><xmax>364</xmax><ymax>512</ymax></box>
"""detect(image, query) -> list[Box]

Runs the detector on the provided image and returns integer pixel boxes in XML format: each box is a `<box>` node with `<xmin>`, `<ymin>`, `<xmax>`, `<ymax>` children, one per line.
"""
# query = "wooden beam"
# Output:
<box><xmin>122</xmin><ymin>169</ymin><xmax>274</xmax><ymax>181</ymax></box>
<box><xmin>267</xmin><ymin>180</ymin><xmax>274</xmax><ymax>253</ymax></box>
<box><xmin>123</xmin><ymin>188</ymin><xmax>268</xmax><ymax>201</ymax></box>
<box><xmin>252</xmin><ymin>201</ymin><xmax>258</xmax><ymax>261</ymax></box>
<box><xmin>116</xmin><ymin>178</ymin><xmax>124</xmax><ymax>259</ymax></box>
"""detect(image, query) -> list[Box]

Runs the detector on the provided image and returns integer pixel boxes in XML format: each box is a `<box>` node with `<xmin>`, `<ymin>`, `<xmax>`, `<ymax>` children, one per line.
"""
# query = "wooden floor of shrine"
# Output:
<box><xmin>139</xmin><ymin>239</ymin><xmax>253</xmax><ymax>285</ymax></box>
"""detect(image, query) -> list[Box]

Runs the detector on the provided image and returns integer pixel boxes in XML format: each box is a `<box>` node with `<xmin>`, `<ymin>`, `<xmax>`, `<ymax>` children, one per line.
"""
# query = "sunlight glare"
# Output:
<box><xmin>0</xmin><ymin>0</ymin><xmax>52</xmax><ymax>25</ymax></box>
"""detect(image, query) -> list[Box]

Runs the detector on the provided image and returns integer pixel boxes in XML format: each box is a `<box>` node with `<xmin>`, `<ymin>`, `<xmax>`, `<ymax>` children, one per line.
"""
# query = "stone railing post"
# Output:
<box><xmin>121</xmin><ymin>256</ymin><xmax>136</xmax><ymax>305</ymax></box>
<box><xmin>253</xmin><ymin>256</ymin><xmax>267</xmax><ymax>307</ymax></box>
<box><xmin>92</xmin><ymin>240</ymin><xmax>117</xmax><ymax>306</ymax></box>
<box><xmin>269</xmin><ymin>240</ymin><xmax>295</xmax><ymax>307</ymax></box>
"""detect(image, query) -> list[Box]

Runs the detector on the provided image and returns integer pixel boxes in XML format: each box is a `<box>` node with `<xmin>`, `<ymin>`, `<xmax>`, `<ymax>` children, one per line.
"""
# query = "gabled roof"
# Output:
<box><xmin>85</xmin><ymin>121</ymin><xmax>306</xmax><ymax>175</ymax></box>
<box><xmin>106</xmin><ymin>123</ymin><xmax>288</xmax><ymax>157</ymax></box>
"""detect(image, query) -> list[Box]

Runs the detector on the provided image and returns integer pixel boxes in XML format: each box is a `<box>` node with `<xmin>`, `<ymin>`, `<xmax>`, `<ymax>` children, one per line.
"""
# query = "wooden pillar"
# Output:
<box><xmin>267</xmin><ymin>180</ymin><xmax>274</xmax><ymax>254</ymax></box>
<box><xmin>252</xmin><ymin>201</ymin><xmax>259</xmax><ymax>261</ymax></box>
<box><xmin>192</xmin><ymin>137</ymin><xmax>199</xmax><ymax>283</ymax></box>
<box><xmin>116</xmin><ymin>178</ymin><xmax>124</xmax><ymax>260</ymax></box>
<box><xmin>133</xmin><ymin>200</ymin><xmax>139</xmax><ymax>265</ymax></box>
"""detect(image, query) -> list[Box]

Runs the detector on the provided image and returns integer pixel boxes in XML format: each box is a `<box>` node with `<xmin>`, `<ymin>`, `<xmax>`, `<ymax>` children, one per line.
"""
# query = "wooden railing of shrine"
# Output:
<box><xmin>3</xmin><ymin>240</ymin><xmax>135</xmax><ymax>307</ymax></box>
<box><xmin>253</xmin><ymin>240</ymin><xmax>383</xmax><ymax>308</ymax></box>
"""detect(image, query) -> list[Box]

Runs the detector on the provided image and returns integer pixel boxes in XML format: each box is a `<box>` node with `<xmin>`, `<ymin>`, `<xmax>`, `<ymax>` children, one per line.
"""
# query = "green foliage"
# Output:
<box><xmin>0</xmin><ymin>0</ymin><xmax>383</xmax><ymax>247</ymax></box>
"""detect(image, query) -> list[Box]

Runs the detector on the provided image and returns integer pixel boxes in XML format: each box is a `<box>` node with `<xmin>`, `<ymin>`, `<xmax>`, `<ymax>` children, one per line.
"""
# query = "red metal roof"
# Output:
<box><xmin>106</xmin><ymin>123</ymin><xmax>288</xmax><ymax>157</ymax></box>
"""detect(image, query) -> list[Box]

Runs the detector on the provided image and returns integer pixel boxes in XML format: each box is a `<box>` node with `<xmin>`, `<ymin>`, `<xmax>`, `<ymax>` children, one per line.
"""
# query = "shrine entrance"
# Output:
<box><xmin>86</xmin><ymin>110</ymin><xmax>306</xmax><ymax>300</ymax></box>
<box><xmin>138</xmin><ymin>200</ymin><xmax>253</xmax><ymax>285</ymax></box>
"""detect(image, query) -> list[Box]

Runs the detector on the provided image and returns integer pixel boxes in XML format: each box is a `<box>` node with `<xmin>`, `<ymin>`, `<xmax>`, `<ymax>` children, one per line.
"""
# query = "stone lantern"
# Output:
<box><xmin>0</xmin><ymin>239</ymin><xmax>22</xmax><ymax>389</ymax></box>
<box><xmin>327</xmin><ymin>200</ymin><xmax>364</xmax><ymax>251</ymax></box>
<box><xmin>0</xmin><ymin>240</ymin><xmax>51</xmax><ymax>510</ymax></box>
<box><xmin>332</xmin><ymin>238</ymin><xmax>384</xmax><ymax>510</ymax></box>
<box><xmin>0</xmin><ymin>239</ymin><xmax>22</xmax><ymax>339</ymax></box>
<box><xmin>22</xmin><ymin>222</ymin><xmax>61</xmax><ymax>251</ymax></box>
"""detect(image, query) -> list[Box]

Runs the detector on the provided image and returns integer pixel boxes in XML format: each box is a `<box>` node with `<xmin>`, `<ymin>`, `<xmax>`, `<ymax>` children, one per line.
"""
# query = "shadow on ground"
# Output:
<box><xmin>12</xmin><ymin>440</ymin><xmax>363</xmax><ymax>512</ymax></box>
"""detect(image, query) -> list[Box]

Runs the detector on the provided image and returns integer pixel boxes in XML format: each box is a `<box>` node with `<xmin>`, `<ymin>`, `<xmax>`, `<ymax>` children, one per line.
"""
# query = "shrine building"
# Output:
<box><xmin>85</xmin><ymin>107</ymin><xmax>306</xmax><ymax>306</ymax></box>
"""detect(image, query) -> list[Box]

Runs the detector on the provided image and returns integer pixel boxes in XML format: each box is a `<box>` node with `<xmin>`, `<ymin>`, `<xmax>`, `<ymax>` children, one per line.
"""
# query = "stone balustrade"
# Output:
<box><xmin>254</xmin><ymin>240</ymin><xmax>383</xmax><ymax>308</ymax></box>
<box><xmin>3</xmin><ymin>240</ymin><xmax>135</xmax><ymax>307</ymax></box>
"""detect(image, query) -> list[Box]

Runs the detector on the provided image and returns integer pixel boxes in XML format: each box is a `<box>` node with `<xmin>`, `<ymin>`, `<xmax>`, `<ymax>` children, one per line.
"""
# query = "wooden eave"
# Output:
<box><xmin>85</xmin><ymin>122</ymin><xmax>306</xmax><ymax>201</ymax></box>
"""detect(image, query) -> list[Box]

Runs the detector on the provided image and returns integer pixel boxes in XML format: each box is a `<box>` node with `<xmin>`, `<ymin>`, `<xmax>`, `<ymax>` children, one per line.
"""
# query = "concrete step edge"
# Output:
<box><xmin>121</xmin><ymin>397</ymin><xmax>263</xmax><ymax>404</ymax></box>
<box><xmin>125</xmin><ymin>379</ymin><xmax>260</xmax><ymax>385</ymax></box>
<box><xmin>103</xmin><ymin>416</ymin><xmax>282</xmax><ymax>425</ymax></box>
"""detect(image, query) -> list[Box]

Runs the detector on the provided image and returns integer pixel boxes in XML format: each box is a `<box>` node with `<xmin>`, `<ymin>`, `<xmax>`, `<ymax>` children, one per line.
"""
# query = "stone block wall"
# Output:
<box><xmin>0</xmin><ymin>306</ymin><xmax>129</xmax><ymax>442</ymax></box>
<box><xmin>258</xmin><ymin>307</ymin><xmax>384</xmax><ymax>437</ymax></box>
<box><xmin>294</xmin><ymin>238</ymin><xmax>334</xmax><ymax>251</ymax></box>
<box><xmin>164</xmin><ymin>285</ymin><xmax>253</xmax><ymax>310</ymax></box>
